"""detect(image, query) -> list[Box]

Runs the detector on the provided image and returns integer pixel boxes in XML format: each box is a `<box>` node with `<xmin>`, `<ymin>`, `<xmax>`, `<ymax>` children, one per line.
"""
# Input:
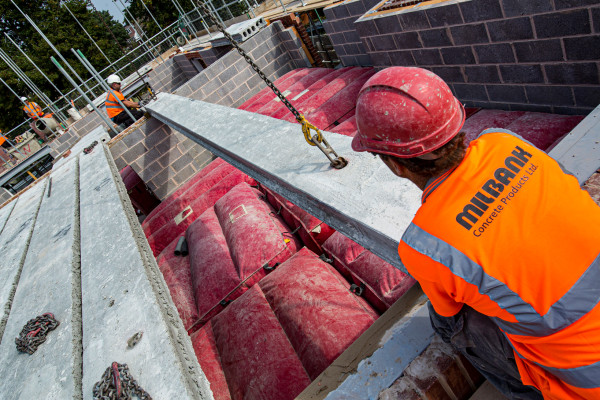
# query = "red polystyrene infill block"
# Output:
<box><xmin>242</xmin><ymin>69</ymin><xmax>315</xmax><ymax>113</ymax></box>
<box><xmin>345</xmin><ymin>250</ymin><xmax>416</xmax><ymax>313</ymax></box>
<box><xmin>237</xmin><ymin>68</ymin><xmax>302</xmax><ymax>111</ymax></box>
<box><xmin>142</xmin><ymin>158</ymin><xmax>226</xmax><ymax>227</ymax></box>
<box><xmin>146</xmin><ymin>169</ymin><xmax>255</xmax><ymax>256</ymax></box>
<box><xmin>322</xmin><ymin>231</ymin><xmax>416</xmax><ymax>313</ymax></box>
<box><xmin>142</xmin><ymin>161</ymin><xmax>236</xmax><ymax>237</ymax></box>
<box><xmin>261</xmin><ymin>186</ymin><xmax>335</xmax><ymax>254</ymax></box>
<box><xmin>330</xmin><ymin>115</ymin><xmax>357</xmax><ymax>137</ymax></box>
<box><xmin>462</xmin><ymin>109</ymin><xmax>526</xmax><ymax>144</ymax></box>
<box><xmin>186</xmin><ymin>182</ymin><xmax>302</xmax><ymax>328</ymax></box>
<box><xmin>268</xmin><ymin>67</ymin><xmax>354</xmax><ymax>120</ymax></box>
<box><xmin>259</xmin><ymin>247</ymin><xmax>378</xmax><ymax>380</ymax></box>
<box><xmin>504</xmin><ymin>112</ymin><xmax>585</xmax><ymax>152</ymax></box>
<box><xmin>210</xmin><ymin>285</ymin><xmax>311</xmax><ymax>400</ymax></box>
<box><xmin>254</xmin><ymin>68</ymin><xmax>333</xmax><ymax>117</ymax></box>
<box><xmin>326</xmin><ymin>108</ymin><xmax>355</xmax><ymax>131</ymax></box>
<box><xmin>280</xmin><ymin>67</ymin><xmax>374</xmax><ymax>124</ymax></box>
<box><xmin>190</xmin><ymin>325</ymin><xmax>232</xmax><ymax>400</ymax></box>
<box><xmin>305</xmin><ymin>70</ymin><xmax>375</xmax><ymax>130</ymax></box>
<box><xmin>156</xmin><ymin>236</ymin><xmax>198</xmax><ymax>330</ymax></box>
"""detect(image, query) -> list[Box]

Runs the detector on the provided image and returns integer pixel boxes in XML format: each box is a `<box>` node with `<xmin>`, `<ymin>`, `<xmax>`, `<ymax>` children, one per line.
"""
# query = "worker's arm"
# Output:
<box><xmin>121</xmin><ymin>99</ymin><xmax>140</xmax><ymax>108</ymax></box>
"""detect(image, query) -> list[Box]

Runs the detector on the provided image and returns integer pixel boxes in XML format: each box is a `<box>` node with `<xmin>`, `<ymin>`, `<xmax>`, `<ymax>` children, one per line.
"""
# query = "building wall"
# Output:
<box><xmin>148</xmin><ymin>57</ymin><xmax>190</xmax><ymax>94</ymax></box>
<box><xmin>107</xmin><ymin>22</ymin><xmax>310</xmax><ymax>200</ymax></box>
<box><xmin>322</xmin><ymin>0</ymin><xmax>600</xmax><ymax>115</ymax></box>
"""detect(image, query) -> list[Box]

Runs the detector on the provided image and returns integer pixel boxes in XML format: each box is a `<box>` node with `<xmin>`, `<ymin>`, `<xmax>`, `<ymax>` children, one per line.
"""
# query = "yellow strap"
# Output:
<box><xmin>297</xmin><ymin>115</ymin><xmax>322</xmax><ymax>146</ymax></box>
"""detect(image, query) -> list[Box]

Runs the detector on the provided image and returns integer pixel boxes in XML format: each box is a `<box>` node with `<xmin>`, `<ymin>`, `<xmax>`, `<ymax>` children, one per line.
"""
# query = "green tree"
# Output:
<box><xmin>0</xmin><ymin>0</ymin><xmax>130</xmax><ymax>137</ymax></box>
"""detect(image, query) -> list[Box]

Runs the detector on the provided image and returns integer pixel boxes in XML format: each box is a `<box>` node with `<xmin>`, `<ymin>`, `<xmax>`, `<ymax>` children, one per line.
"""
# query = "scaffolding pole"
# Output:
<box><xmin>63</xmin><ymin>2</ymin><xmax>112</xmax><ymax>65</ymax></box>
<box><xmin>137</xmin><ymin>0</ymin><xmax>177</xmax><ymax>47</ymax></box>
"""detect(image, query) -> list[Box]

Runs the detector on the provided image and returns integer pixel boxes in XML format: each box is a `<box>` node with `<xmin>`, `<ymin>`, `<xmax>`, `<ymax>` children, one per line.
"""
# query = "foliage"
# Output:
<box><xmin>0</xmin><ymin>0</ymin><xmax>130</xmax><ymax>137</ymax></box>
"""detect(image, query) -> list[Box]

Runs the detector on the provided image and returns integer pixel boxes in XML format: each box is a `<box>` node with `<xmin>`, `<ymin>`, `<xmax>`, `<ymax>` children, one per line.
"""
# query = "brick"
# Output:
<box><xmin>113</xmin><ymin>156</ymin><xmax>127</xmax><ymax>171</ymax></box>
<box><xmin>157</xmin><ymin>147</ymin><xmax>182</xmax><ymax>168</ymax></box>
<box><xmin>369</xmin><ymin>52</ymin><xmax>391</xmax><ymax>66</ymax></box>
<box><xmin>200</xmin><ymin>76</ymin><xmax>222</xmax><ymax>97</ymax></box>
<box><xmin>143</xmin><ymin>128</ymin><xmax>171</xmax><ymax>149</ymax></box>
<box><xmin>454</xmin><ymin>83</ymin><xmax>489</xmax><ymax>101</ymax></box>
<box><xmin>534</xmin><ymin>9</ymin><xmax>591</xmax><ymax>38</ymax></box>
<box><xmin>172</xmin><ymin>164</ymin><xmax>197</xmax><ymax>186</ymax></box>
<box><xmin>574</xmin><ymin>86</ymin><xmax>600</xmax><ymax>107</ymax></box>
<box><xmin>217</xmin><ymin>64</ymin><xmax>239</xmax><ymax>84</ymax></box>
<box><xmin>122</xmin><ymin>142</ymin><xmax>147</xmax><ymax>163</ymax></box>
<box><xmin>170</xmin><ymin>153</ymin><xmax>195</xmax><ymax>172</ymax></box>
<box><xmin>420</xmin><ymin>28</ymin><xmax>453</xmax><ymax>47</ymax></box>
<box><xmin>594</xmin><ymin>7</ymin><xmax>600</xmax><ymax>33</ymax></box>
<box><xmin>390</xmin><ymin>31</ymin><xmax>421</xmax><ymax>49</ymax></box>
<box><xmin>510</xmin><ymin>103</ymin><xmax>553</xmax><ymax>113</ymax></box>
<box><xmin>465</xmin><ymin>65</ymin><xmax>501</xmax><ymax>83</ymax></box>
<box><xmin>564</xmin><ymin>36</ymin><xmax>600</xmax><ymax>61</ymax></box>
<box><xmin>379</xmin><ymin>379</ymin><xmax>421</xmax><ymax>400</ymax></box>
<box><xmin>139</xmin><ymin>160</ymin><xmax>164</xmax><ymax>182</ymax></box>
<box><xmin>474</xmin><ymin>43</ymin><xmax>515</xmax><ymax>64</ymax></box>
<box><xmin>460</xmin><ymin>0</ymin><xmax>504</xmax><ymax>22</ymax></box>
<box><xmin>389</xmin><ymin>50</ymin><xmax>415</xmax><ymax>66</ymax></box>
<box><xmin>451</xmin><ymin>23</ymin><xmax>490</xmax><ymax>45</ymax></box>
<box><xmin>346</xmin><ymin>0</ymin><xmax>366</xmax><ymax>16</ymax></box>
<box><xmin>487</xmin><ymin>17</ymin><xmax>534</xmax><ymax>41</ymax></box>
<box><xmin>343</xmin><ymin>30</ymin><xmax>361</xmax><ymax>43</ymax></box>
<box><xmin>374</xmin><ymin>14</ymin><xmax>402</xmax><ymax>34</ymax></box>
<box><xmin>121</xmin><ymin>129</ymin><xmax>146</xmax><ymax>148</ymax></box>
<box><xmin>553</xmin><ymin>106</ymin><xmax>592</xmax><ymax>115</ymax></box>
<box><xmin>487</xmin><ymin>84</ymin><xmax>526</xmax><ymax>102</ymax></box>
<box><xmin>345</xmin><ymin>43</ymin><xmax>362</xmax><ymax>55</ymax></box>
<box><xmin>514</xmin><ymin>39</ymin><xmax>563</xmax><ymax>62</ymax></box>
<box><xmin>333</xmin><ymin>4</ymin><xmax>350</xmax><ymax>18</ymax></box>
<box><xmin>175</xmin><ymin>83</ymin><xmax>193</xmax><ymax>98</ymax></box>
<box><xmin>355</xmin><ymin>20</ymin><xmax>378</xmax><ymax>37</ymax></box>
<box><xmin>356</xmin><ymin>54</ymin><xmax>373</xmax><ymax>66</ymax></box>
<box><xmin>431</xmin><ymin>66</ymin><xmax>465</xmax><ymax>82</ymax></box>
<box><xmin>501</xmin><ymin>0</ymin><xmax>553</xmax><ymax>18</ymax></box>
<box><xmin>545</xmin><ymin>62</ymin><xmax>599</xmax><ymax>84</ymax></box>
<box><xmin>499</xmin><ymin>65</ymin><xmax>544</xmax><ymax>83</ymax></box>
<box><xmin>441</xmin><ymin>46</ymin><xmax>476</xmax><ymax>64</ymax></box>
<box><xmin>526</xmin><ymin>85</ymin><xmax>574</xmax><ymax>106</ymax></box>
<box><xmin>412</xmin><ymin>48</ymin><xmax>442</xmax><ymax>65</ymax></box>
<box><xmin>398</xmin><ymin>11</ymin><xmax>430</xmax><ymax>31</ymax></box>
<box><xmin>150</xmin><ymin>167</ymin><xmax>172</xmax><ymax>187</ymax></box>
<box><xmin>426</xmin><ymin>4</ymin><xmax>463</xmax><ymax>27</ymax></box>
<box><xmin>371</xmin><ymin>34</ymin><xmax>397</xmax><ymax>51</ymax></box>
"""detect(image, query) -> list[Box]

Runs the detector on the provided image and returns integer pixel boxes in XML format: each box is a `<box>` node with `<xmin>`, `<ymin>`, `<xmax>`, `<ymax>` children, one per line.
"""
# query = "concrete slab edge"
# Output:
<box><xmin>72</xmin><ymin>157</ymin><xmax>84</xmax><ymax>399</ymax></box>
<box><xmin>0</xmin><ymin>179</ymin><xmax>47</xmax><ymax>344</ymax></box>
<box><xmin>100</xmin><ymin>144</ymin><xmax>212</xmax><ymax>399</ymax></box>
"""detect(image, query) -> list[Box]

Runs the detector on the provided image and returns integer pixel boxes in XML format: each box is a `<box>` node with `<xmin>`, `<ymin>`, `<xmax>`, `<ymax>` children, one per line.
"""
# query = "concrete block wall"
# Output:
<box><xmin>48</xmin><ymin>111</ymin><xmax>108</xmax><ymax>158</ymax></box>
<box><xmin>148</xmin><ymin>57</ymin><xmax>189</xmax><ymax>94</ymax></box>
<box><xmin>323</xmin><ymin>0</ymin><xmax>600</xmax><ymax>115</ymax></box>
<box><xmin>198</xmin><ymin>45</ymin><xmax>233</xmax><ymax>66</ymax></box>
<box><xmin>172</xmin><ymin>54</ymin><xmax>202</xmax><ymax>80</ymax></box>
<box><xmin>108</xmin><ymin>22</ymin><xmax>309</xmax><ymax>200</ymax></box>
<box><xmin>322</xmin><ymin>0</ymin><xmax>380</xmax><ymax>66</ymax></box>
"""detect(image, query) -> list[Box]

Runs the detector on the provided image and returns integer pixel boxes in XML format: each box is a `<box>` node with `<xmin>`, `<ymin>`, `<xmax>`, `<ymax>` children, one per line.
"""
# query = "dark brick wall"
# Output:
<box><xmin>322</xmin><ymin>0</ymin><xmax>600</xmax><ymax>114</ymax></box>
<box><xmin>108</xmin><ymin>22</ymin><xmax>309</xmax><ymax>200</ymax></box>
<box><xmin>148</xmin><ymin>58</ymin><xmax>189</xmax><ymax>94</ymax></box>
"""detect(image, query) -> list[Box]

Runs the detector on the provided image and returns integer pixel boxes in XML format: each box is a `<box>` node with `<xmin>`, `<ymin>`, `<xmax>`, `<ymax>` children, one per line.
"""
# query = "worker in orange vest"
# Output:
<box><xmin>21</xmin><ymin>96</ymin><xmax>50</xmax><ymax>120</ymax></box>
<box><xmin>352</xmin><ymin>67</ymin><xmax>600</xmax><ymax>400</ymax></box>
<box><xmin>105</xmin><ymin>74</ymin><xmax>144</xmax><ymax>128</ymax></box>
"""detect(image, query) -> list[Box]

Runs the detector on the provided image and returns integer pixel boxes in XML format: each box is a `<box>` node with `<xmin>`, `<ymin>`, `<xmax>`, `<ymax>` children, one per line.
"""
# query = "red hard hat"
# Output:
<box><xmin>352</xmin><ymin>67</ymin><xmax>465</xmax><ymax>158</ymax></box>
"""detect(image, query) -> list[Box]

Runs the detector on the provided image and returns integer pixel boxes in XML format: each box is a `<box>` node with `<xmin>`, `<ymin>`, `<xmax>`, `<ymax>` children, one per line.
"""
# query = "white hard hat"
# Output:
<box><xmin>107</xmin><ymin>74</ymin><xmax>121</xmax><ymax>85</ymax></box>
<box><xmin>20</xmin><ymin>96</ymin><xmax>27</xmax><ymax>102</ymax></box>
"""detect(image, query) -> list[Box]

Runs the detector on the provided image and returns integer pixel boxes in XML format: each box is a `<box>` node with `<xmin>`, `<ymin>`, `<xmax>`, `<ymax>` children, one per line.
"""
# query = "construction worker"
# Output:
<box><xmin>105</xmin><ymin>74</ymin><xmax>144</xmax><ymax>128</ymax></box>
<box><xmin>352</xmin><ymin>67</ymin><xmax>600</xmax><ymax>400</ymax></box>
<box><xmin>21</xmin><ymin>97</ymin><xmax>49</xmax><ymax>120</ymax></box>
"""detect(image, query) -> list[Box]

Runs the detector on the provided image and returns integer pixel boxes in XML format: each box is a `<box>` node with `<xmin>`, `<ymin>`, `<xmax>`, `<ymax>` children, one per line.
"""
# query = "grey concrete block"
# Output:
<box><xmin>412</xmin><ymin>48</ymin><xmax>442</xmax><ymax>65</ymax></box>
<box><xmin>564</xmin><ymin>35</ymin><xmax>600</xmax><ymax>60</ymax></box>
<box><xmin>441</xmin><ymin>46</ymin><xmax>476</xmax><ymax>65</ymax></box>
<box><xmin>374</xmin><ymin>14</ymin><xmax>402</xmax><ymax>34</ymax></box>
<box><xmin>420</xmin><ymin>28</ymin><xmax>453</xmax><ymax>47</ymax></box>
<box><xmin>451</xmin><ymin>23</ymin><xmax>490</xmax><ymax>45</ymax></box>
<box><xmin>389</xmin><ymin>50</ymin><xmax>416</xmax><ymax>66</ymax></box>
<box><xmin>544</xmin><ymin>62</ymin><xmax>599</xmax><ymax>84</ymax></box>
<box><xmin>371</xmin><ymin>34</ymin><xmax>397</xmax><ymax>51</ymax></box>
<box><xmin>534</xmin><ymin>9</ymin><xmax>591</xmax><ymax>38</ymax></box>
<box><xmin>398</xmin><ymin>11</ymin><xmax>430</xmax><ymax>31</ymax></box>
<box><xmin>355</xmin><ymin>20</ymin><xmax>378</xmax><ymax>37</ymax></box>
<box><xmin>474</xmin><ymin>43</ymin><xmax>515</xmax><ymax>64</ymax></box>
<box><xmin>501</xmin><ymin>0</ymin><xmax>553</xmax><ymax>18</ymax></box>
<box><xmin>487</xmin><ymin>17</ymin><xmax>534</xmax><ymax>41</ymax></box>
<box><xmin>430</xmin><ymin>66</ymin><xmax>465</xmax><ymax>82</ymax></box>
<box><xmin>526</xmin><ymin>85</ymin><xmax>575</xmax><ymax>106</ymax></box>
<box><xmin>460</xmin><ymin>0</ymin><xmax>504</xmax><ymax>22</ymax></box>
<box><xmin>426</xmin><ymin>4</ymin><xmax>464</xmax><ymax>27</ymax></box>
<box><xmin>121</xmin><ymin>128</ymin><xmax>146</xmax><ymax>148</ymax></box>
<box><xmin>394</xmin><ymin>31</ymin><xmax>422</xmax><ymax>49</ymax></box>
<box><xmin>574</xmin><ymin>86</ymin><xmax>600</xmax><ymax>107</ymax></box>
<box><xmin>514</xmin><ymin>39</ymin><xmax>564</xmax><ymax>62</ymax></box>
<box><xmin>486</xmin><ymin>84</ymin><xmax>526</xmax><ymax>102</ymax></box>
<box><xmin>593</xmin><ymin>7</ymin><xmax>600</xmax><ymax>33</ymax></box>
<box><xmin>499</xmin><ymin>64</ymin><xmax>545</xmax><ymax>83</ymax></box>
<box><xmin>369</xmin><ymin>51</ymin><xmax>391</xmax><ymax>67</ymax></box>
<box><xmin>465</xmin><ymin>65</ymin><xmax>501</xmax><ymax>83</ymax></box>
<box><xmin>122</xmin><ymin>142</ymin><xmax>148</xmax><ymax>164</ymax></box>
<box><xmin>453</xmin><ymin>83</ymin><xmax>489</xmax><ymax>101</ymax></box>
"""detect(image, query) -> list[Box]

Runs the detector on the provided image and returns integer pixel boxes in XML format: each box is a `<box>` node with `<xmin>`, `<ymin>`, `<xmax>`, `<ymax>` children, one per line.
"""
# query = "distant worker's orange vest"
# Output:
<box><xmin>399</xmin><ymin>130</ymin><xmax>600</xmax><ymax>399</ymax></box>
<box><xmin>105</xmin><ymin>90</ymin><xmax>126</xmax><ymax>119</ymax></box>
<box><xmin>23</xmin><ymin>102</ymin><xmax>44</xmax><ymax>119</ymax></box>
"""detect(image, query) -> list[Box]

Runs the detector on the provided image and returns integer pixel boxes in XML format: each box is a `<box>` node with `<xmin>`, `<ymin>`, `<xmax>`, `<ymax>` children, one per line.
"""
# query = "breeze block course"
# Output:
<box><xmin>105</xmin><ymin>21</ymin><xmax>309</xmax><ymax>201</ymax></box>
<box><xmin>322</xmin><ymin>0</ymin><xmax>600</xmax><ymax>115</ymax></box>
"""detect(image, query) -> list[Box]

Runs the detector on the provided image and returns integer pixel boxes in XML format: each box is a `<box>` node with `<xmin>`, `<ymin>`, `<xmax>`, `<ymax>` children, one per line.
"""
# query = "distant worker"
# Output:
<box><xmin>21</xmin><ymin>96</ymin><xmax>50</xmax><ymax>120</ymax></box>
<box><xmin>105</xmin><ymin>74</ymin><xmax>144</xmax><ymax>128</ymax></box>
<box><xmin>352</xmin><ymin>67</ymin><xmax>600</xmax><ymax>400</ymax></box>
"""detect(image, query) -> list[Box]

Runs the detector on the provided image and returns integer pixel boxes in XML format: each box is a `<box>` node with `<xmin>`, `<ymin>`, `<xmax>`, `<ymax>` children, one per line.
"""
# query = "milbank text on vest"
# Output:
<box><xmin>456</xmin><ymin>146</ymin><xmax>537</xmax><ymax>237</ymax></box>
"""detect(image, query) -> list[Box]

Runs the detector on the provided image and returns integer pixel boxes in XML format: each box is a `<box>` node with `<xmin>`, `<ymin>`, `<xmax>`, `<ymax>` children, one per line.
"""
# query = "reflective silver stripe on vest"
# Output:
<box><xmin>511</xmin><ymin>343</ymin><xmax>600</xmax><ymax>389</ymax></box>
<box><xmin>402</xmin><ymin>223</ymin><xmax>600</xmax><ymax>337</ymax></box>
<box><xmin>105</xmin><ymin>94</ymin><xmax>123</xmax><ymax>109</ymax></box>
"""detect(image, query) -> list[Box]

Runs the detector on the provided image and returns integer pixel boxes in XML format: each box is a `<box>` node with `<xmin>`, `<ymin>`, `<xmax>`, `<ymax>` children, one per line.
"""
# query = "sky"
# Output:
<box><xmin>90</xmin><ymin>0</ymin><xmax>126</xmax><ymax>23</ymax></box>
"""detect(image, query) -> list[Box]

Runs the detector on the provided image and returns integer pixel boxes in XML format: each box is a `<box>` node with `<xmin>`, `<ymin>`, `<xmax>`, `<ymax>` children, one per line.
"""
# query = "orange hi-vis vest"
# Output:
<box><xmin>23</xmin><ymin>102</ymin><xmax>44</xmax><ymax>119</ymax></box>
<box><xmin>399</xmin><ymin>130</ymin><xmax>600</xmax><ymax>399</ymax></box>
<box><xmin>105</xmin><ymin>90</ymin><xmax>126</xmax><ymax>119</ymax></box>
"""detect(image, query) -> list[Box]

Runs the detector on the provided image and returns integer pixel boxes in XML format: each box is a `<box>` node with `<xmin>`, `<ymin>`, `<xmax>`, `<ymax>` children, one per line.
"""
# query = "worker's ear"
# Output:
<box><xmin>379</xmin><ymin>154</ymin><xmax>408</xmax><ymax>178</ymax></box>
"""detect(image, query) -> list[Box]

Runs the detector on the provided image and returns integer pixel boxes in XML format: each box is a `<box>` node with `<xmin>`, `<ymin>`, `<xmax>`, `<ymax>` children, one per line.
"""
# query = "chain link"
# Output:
<box><xmin>15</xmin><ymin>313</ymin><xmax>60</xmax><ymax>354</ymax></box>
<box><xmin>193</xmin><ymin>1</ymin><xmax>347</xmax><ymax>168</ymax></box>
<box><xmin>93</xmin><ymin>362</ymin><xmax>152</xmax><ymax>400</ymax></box>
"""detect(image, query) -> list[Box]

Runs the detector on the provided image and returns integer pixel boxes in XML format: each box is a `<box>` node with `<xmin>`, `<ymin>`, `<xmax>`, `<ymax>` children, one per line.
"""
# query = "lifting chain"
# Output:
<box><xmin>93</xmin><ymin>362</ymin><xmax>152</xmax><ymax>400</ymax></box>
<box><xmin>193</xmin><ymin>1</ymin><xmax>348</xmax><ymax>169</ymax></box>
<box><xmin>15</xmin><ymin>312</ymin><xmax>59</xmax><ymax>355</ymax></box>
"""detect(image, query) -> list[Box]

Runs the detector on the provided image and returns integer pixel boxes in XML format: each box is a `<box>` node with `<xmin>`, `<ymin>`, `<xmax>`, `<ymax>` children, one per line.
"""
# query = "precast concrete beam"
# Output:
<box><xmin>146</xmin><ymin>93</ymin><xmax>422</xmax><ymax>273</ymax></box>
<box><xmin>0</xmin><ymin>179</ymin><xmax>46</xmax><ymax>343</ymax></box>
<box><xmin>0</xmin><ymin>198</ymin><xmax>16</xmax><ymax>235</ymax></box>
<box><xmin>549</xmin><ymin>103</ymin><xmax>600</xmax><ymax>184</ymax></box>
<box><xmin>78</xmin><ymin>145</ymin><xmax>211</xmax><ymax>399</ymax></box>
<box><xmin>0</xmin><ymin>158</ymin><xmax>79</xmax><ymax>399</ymax></box>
